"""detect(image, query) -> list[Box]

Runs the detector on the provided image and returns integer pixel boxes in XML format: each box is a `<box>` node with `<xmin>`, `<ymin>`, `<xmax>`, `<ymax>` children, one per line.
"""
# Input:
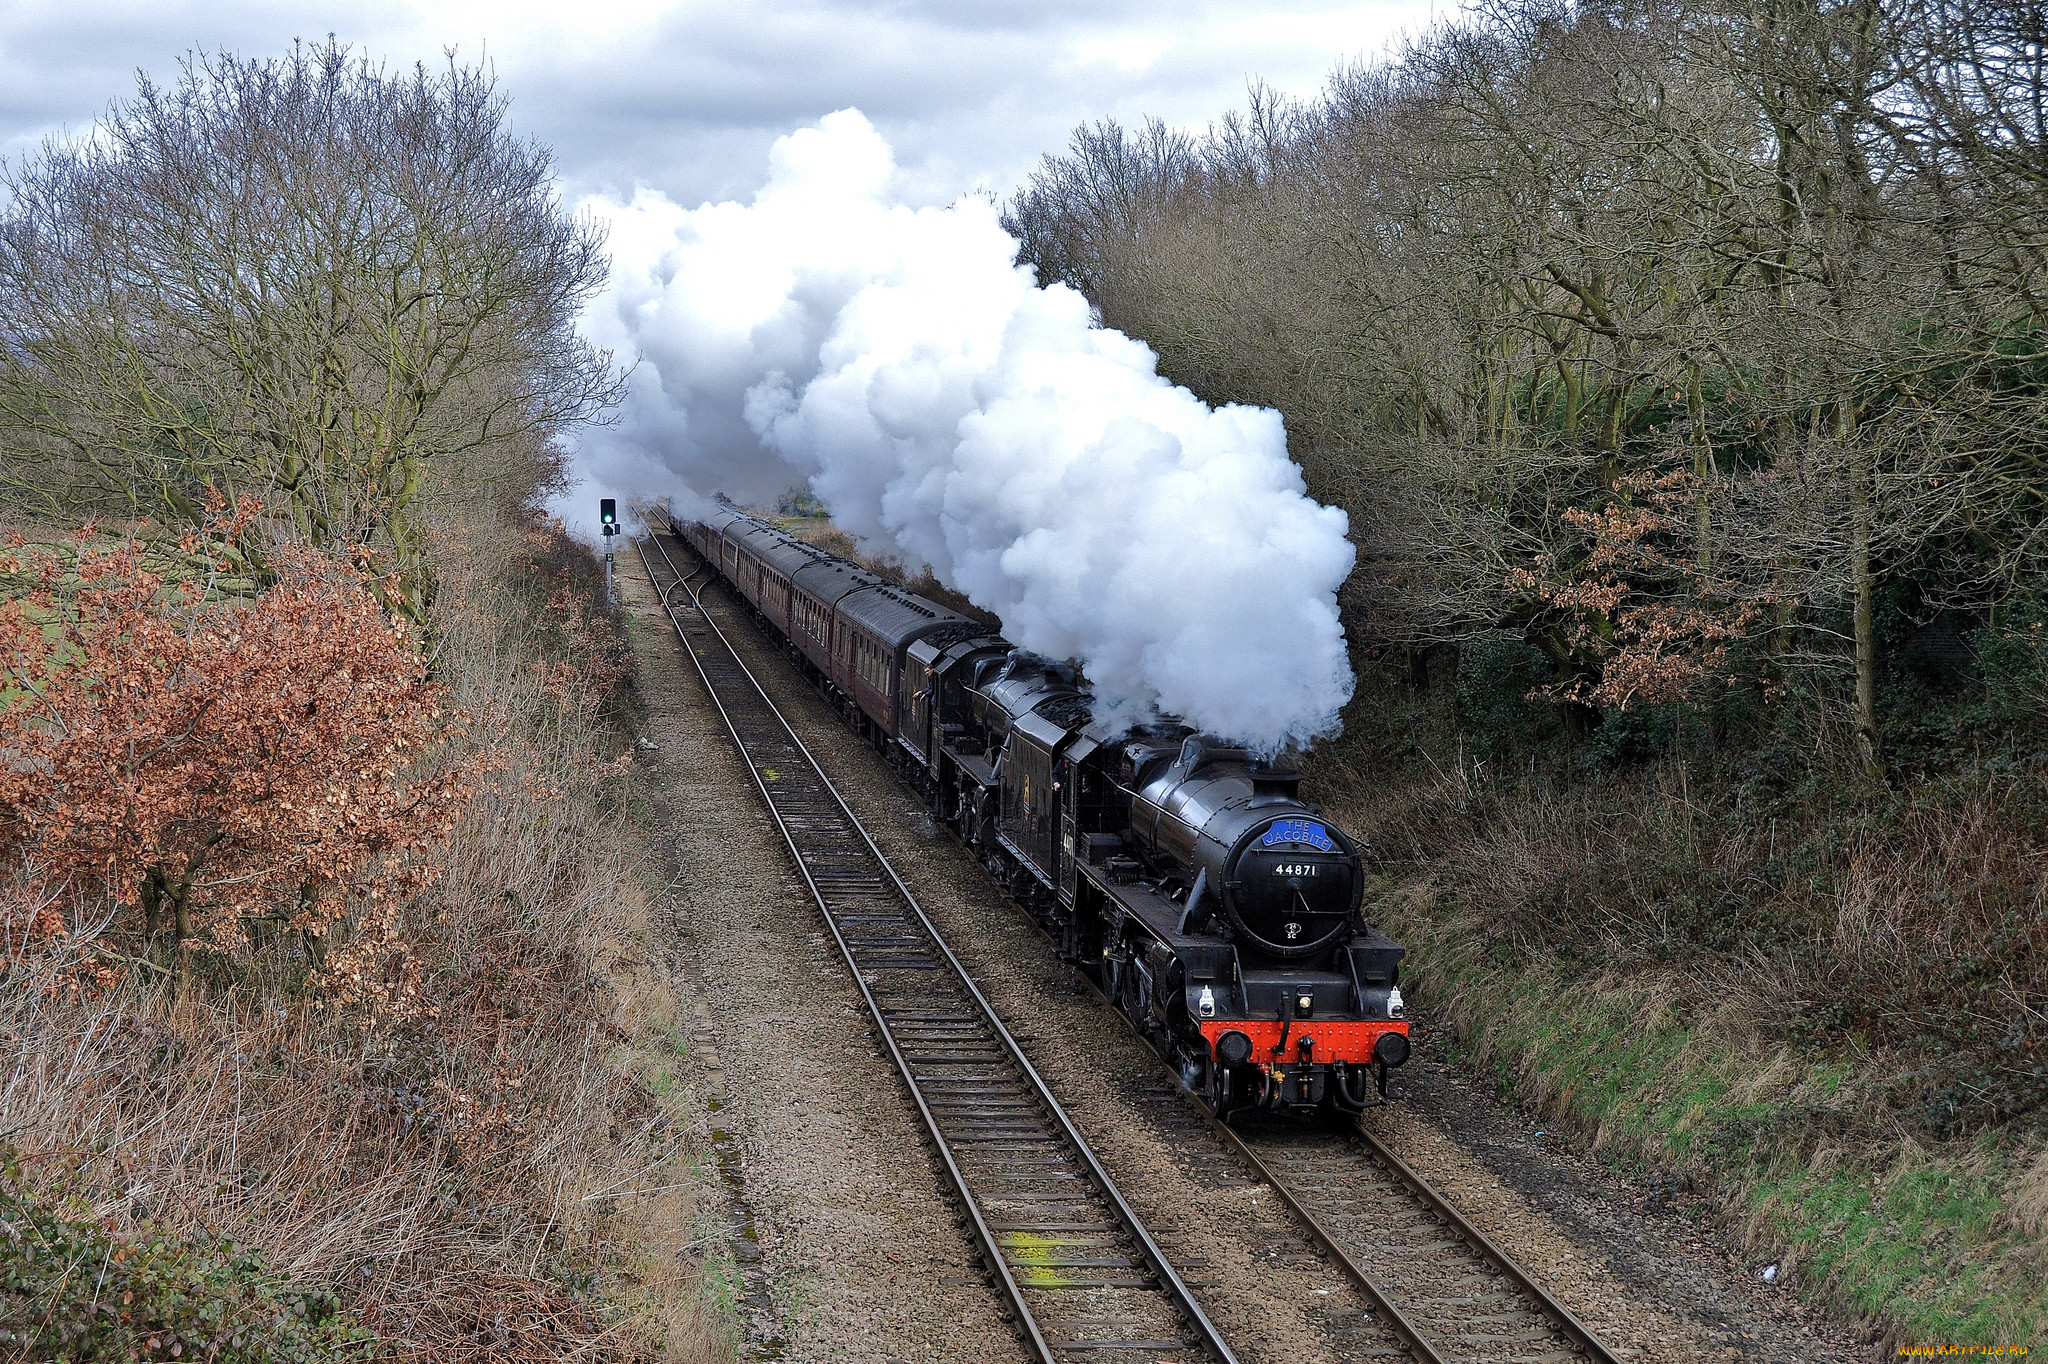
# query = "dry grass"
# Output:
<box><xmin>1312</xmin><ymin>693</ymin><xmax>2048</xmax><ymax>1342</ymax></box>
<box><xmin>2</xmin><ymin>509</ymin><xmax>729</xmax><ymax>1363</ymax></box>
<box><xmin>1326</xmin><ymin>733</ymin><xmax>2048</xmax><ymax>1137</ymax></box>
<box><xmin>2008</xmin><ymin>1147</ymin><xmax>2048</xmax><ymax>1237</ymax></box>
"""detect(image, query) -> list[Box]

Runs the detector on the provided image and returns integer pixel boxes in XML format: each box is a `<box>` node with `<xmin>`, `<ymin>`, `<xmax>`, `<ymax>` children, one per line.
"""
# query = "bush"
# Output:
<box><xmin>1453</xmin><ymin>632</ymin><xmax>1560</xmax><ymax>757</ymax></box>
<box><xmin>1586</xmin><ymin>699</ymin><xmax>1687</xmax><ymax>767</ymax></box>
<box><xmin>0</xmin><ymin>1149</ymin><xmax>371</xmax><ymax>1362</ymax></box>
<box><xmin>0</xmin><ymin>516</ymin><xmax>468</xmax><ymax>1001</ymax></box>
<box><xmin>1975</xmin><ymin>598</ymin><xmax>2048</xmax><ymax>738</ymax></box>
<box><xmin>774</xmin><ymin>485</ymin><xmax>825</xmax><ymax>517</ymax></box>
<box><xmin>0</xmin><ymin>512</ymin><xmax>719</xmax><ymax>1364</ymax></box>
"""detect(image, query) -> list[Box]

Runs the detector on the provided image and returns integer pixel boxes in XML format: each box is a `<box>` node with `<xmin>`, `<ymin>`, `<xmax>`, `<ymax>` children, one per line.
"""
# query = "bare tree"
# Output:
<box><xmin>0</xmin><ymin>41</ymin><xmax>623</xmax><ymax>621</ymax></box>
<box><xmin>1010</xmin><ymin>0</ymin><xmax>2048</xmax><ymax>770</ymax></box>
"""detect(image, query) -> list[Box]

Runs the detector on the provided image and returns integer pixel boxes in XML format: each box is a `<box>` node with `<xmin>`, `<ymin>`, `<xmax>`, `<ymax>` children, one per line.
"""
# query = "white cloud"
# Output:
<box><xmin>0</xmin><ymin>0</ymin><xmax>1431</xmax><ymax>206</ymax></box>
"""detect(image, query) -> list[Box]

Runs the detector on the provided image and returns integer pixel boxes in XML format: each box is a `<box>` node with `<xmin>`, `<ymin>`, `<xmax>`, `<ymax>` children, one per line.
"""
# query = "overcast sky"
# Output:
<box><xmin>1</xmin><ymin>0</ymin><xmax>1433</xmax><ymax>207</ymax></box>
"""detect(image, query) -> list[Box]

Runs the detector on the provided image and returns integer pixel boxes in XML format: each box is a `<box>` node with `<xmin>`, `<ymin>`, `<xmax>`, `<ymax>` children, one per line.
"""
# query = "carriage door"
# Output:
<box><xmin>1055</xmin><ymin>756</ymin><xmax>1077</xmax><ymax>903</ymax></box>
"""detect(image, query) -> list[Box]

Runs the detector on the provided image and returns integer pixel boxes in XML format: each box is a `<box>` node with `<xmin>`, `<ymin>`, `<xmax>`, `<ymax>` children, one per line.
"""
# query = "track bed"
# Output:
<box><xmin>640</xmin><ymin>532</ymin><xmax>1233</xmax><ymax>1364</ymax></box>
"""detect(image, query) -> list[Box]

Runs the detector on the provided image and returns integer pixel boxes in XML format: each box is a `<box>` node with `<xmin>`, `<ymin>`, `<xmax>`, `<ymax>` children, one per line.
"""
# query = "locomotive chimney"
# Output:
<box><xmin>1249</xmin><ymin>763</ymin><xmax>1304</xmax><ymax>803</ymax></box>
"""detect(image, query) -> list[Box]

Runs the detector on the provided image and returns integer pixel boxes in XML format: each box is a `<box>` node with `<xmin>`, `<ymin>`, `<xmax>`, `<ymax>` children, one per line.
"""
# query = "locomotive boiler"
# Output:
<box><xmin>669</xmin><ymin>501</ymin><xmax>1409</xmax><ymax>1118</ymax></box>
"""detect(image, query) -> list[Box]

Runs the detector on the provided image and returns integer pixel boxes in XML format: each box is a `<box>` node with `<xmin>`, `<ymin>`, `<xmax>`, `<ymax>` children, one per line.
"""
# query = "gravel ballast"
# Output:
<box><xmin>622</xmin><ymin>558</ymin><xmax>1024</xmax><ymax>1361</ymax></box>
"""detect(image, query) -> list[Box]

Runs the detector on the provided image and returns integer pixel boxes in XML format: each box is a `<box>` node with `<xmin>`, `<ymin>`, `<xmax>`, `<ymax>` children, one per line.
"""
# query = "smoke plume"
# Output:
<box><xmin>576</xmin><ymin>109</ymin><xmax>1355</xmax><ymax>750</ymax></box>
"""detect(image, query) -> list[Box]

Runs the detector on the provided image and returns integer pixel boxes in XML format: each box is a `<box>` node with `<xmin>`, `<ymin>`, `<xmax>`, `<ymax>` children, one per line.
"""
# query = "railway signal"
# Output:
<box><xmin>600</xmin><ymin>498</ymin><xmax>618</xmax><ymax>604</ymax></box>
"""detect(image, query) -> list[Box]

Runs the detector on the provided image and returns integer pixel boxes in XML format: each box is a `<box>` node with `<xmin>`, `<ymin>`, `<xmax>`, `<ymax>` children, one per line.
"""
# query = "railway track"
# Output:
<box><xmin>1082</xmin><ymin>990</ymin><xmax>1621</xmax><ymax>1363</ymax></box>
<box><xmin>635</xmin><ymin>528</ymin><xmax>1238</xmax><ymax>1364</ymax></box>
<box><xmin>1081</xmin><ymin>931</ymin><xmax>1622</xmax><ymax>1361</ymax></box>
<box><xmin>1044</xmin><ymin>942</ymin><xmax>1622</xmax><ymax>1360</ymax></box>
<box><xmin>638</xmin><ymin>516</ymin><xmax>1624</xmax><ymax>1364</ymax></box>
<box><xmin>1207</xmin><ymin>1112</ymin><xmax>1623</xmax><ymax>1364</ymax></box>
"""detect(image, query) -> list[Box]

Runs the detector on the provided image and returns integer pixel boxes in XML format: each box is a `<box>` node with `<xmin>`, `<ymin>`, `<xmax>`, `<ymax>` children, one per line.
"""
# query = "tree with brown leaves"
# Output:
<box><xmin>0</xmin><ymin>509</ymin><xmax>469</xmax><ymax>997</ymax></box>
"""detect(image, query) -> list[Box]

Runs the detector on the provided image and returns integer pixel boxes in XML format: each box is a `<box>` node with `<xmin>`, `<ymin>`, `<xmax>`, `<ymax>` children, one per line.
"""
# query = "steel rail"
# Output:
<box><xmin>1190</xmin><ymin>1097</ymin><xmax>1622</xmax><ymax>1364</ymax></box>
<box><xmin>1169</xmin><ymin>1060</ymin><xmax>1445</xmax><ymax>1362</ymax></box>
<box><xmin>633</xmin><ymin>525</ymin><xmax>1239</xmax><ymax>1364</ymax></box>
<box><xmin>1050</xmin><ymin>855</ymin><xmax>1623</xmax><ymax>1364</ymax></box>
<box><xmin>1056</xmin><ymin>963</ymin><xmax>1457</xmax><ymax>1362</ymax></box>
<box><xmin>1346</xmin><ymin>1125</ymin><xmax>1622</xmax><ymax>1364</ymax></box>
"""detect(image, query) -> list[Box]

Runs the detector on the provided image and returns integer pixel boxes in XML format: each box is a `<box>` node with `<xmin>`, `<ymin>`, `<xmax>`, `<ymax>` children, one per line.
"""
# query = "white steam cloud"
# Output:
<box><xmin>575</xmin><ymin>109</ymin><xmax>1355</xmax><ymax>750</ymax></box>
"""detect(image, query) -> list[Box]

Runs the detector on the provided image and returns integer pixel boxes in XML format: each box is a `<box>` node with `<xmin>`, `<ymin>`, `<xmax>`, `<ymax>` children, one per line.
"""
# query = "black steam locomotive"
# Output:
<box><xmin>669</xmin><ymin>502</ymin><xmax>1409</xmax><ymax>1117</ymax></box>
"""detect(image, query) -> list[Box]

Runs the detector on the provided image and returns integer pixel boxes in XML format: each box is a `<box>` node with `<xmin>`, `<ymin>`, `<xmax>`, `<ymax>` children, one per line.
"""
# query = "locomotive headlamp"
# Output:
<box><xmin>1387</xmin><ymin>987</ymin><xmax>1406</xmax><ymax>1020</ymax></box>
<box><xmin>1374</xmin><ymin>1031</ymin><xmax>1411</xmax><ymax>1068</ymax></box>
<box><xmin>1197</xmin><ymin>985</ymin><xmax>1216</xmax><ymax>1019</ymax></box>
<box><xmin>1216</xmin><ymin>1030</ymin><xmax>1254</xmax><ymax>1066</ymax></box>
<box><xmin>1295</xmin><ymin>989</ymin><xmax>1314</xmax><ymax>1017</ymax></box>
